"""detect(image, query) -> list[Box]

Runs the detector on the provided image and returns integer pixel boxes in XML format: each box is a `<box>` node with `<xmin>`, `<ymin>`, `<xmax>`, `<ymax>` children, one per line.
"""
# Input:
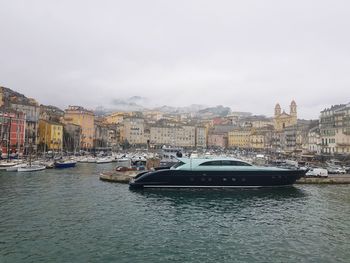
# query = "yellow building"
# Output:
<box><xmin>143</xmin><ymin>111</ymin><xmax>164</xmax><ymax>121</ymax></box>
<box><xmin>63</xmin><ymin>106</ymin><xmax>94</xmax><ymax>150</ymax></box>
<box><xmin>249</xmin><ymin>132</ymin><xmax>265</xmax><ymax>149</ymax></box>
<box><xmin>228</xmin><ymin>128</ymin><xmax>251</xmax><ymax>148</ymax></box>
<box><xmin>105</xmin><ymin>112</ymin><xmax>124</xmax><ymax>124</ymax></box>
<box><xmin>38</xmin><ymin>119</ymin><xmax>63</xmax><ymax>150</ymax></box>
<box><xmin>274</xmin><ymin>101</ymin><xmax>297</xmax><ymax>131</ymax></box>
<box><xmin>0</xmin><ymin>86</ymin><xmax>4</xmax><ymax>107</ymax></box>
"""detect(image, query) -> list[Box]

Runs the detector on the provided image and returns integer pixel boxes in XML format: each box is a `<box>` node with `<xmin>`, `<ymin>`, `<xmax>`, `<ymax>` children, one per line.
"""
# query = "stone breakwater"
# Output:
<box><xmin>296</xmin><ymin>175</ymin><xmax>350</xmax><ymax>184</ymax></box>
<box><xmin>99</xmin><ymin>171</ymin><xmax>137</xmax><ymax>183</ymax></box>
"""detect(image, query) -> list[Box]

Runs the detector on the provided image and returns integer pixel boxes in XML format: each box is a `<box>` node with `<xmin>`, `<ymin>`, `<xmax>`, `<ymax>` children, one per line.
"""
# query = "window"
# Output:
<box><xmin>221</xmin><ymin>160</ymin><xmax>252</xmax><ymax>166</ymax></box>
<box><xmin>199</xmin><ymin>161</ymin><xmax>222</xmax><ymax>166</ymax></box>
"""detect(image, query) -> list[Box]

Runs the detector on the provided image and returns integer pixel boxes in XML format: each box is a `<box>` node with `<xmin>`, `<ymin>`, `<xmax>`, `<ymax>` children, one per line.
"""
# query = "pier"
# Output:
<box><xmin>99</xmin><ymin>171</ymin><xmax>137</xmax><ymax>184</ymax></box>
<box><xmin>296</xmin><ymin>175</ymin><xmax>350</xmax><ymax>184</ymax></box>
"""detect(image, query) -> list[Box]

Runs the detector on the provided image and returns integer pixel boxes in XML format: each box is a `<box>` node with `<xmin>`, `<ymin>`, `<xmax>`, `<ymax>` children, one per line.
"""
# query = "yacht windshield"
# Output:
<box><xmin>171</xmin><ymin>161</ymin><xmax>185</xmax><ymax>169</ymax></box>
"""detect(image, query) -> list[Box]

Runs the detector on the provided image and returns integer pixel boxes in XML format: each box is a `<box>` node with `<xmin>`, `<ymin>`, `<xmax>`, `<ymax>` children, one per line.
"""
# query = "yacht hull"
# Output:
<box><xmin>129</xmin><ymin>169</ymin><xmax>305</xmax><ymax>189</ymax></box>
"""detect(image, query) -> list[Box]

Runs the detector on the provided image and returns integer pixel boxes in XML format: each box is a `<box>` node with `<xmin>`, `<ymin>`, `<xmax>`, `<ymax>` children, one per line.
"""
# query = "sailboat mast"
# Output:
<box><xmin>7</xmin><ymin>116</ymin><xmax>12</xmax><ymax>161</ymax></box>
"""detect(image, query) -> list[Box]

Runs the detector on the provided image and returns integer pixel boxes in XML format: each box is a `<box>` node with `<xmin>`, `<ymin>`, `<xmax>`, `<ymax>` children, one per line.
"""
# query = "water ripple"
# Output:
<box><xmin>1</xmin><ymin>166</ymin><xmax>350</xmax><ymax>263</ymax></box>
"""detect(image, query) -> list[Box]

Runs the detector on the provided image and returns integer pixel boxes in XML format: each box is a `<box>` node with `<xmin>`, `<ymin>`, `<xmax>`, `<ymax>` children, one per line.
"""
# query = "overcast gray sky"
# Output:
<box><xmin>1</xmin><ymin>0</ymin><xmax>349</xmax><ymax>119</ymax></box>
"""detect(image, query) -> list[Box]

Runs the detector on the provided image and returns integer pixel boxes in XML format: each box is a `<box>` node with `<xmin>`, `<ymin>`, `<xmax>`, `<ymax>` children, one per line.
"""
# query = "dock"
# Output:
<box><xmin>99</xmin><ymin>171</ymin><xmax>138</xmax><ymax>184</ymax></box>
<box><xmin>296</xmin><ymin>175</ymin><xmax>350</xmax><ymax>184</ymax></box>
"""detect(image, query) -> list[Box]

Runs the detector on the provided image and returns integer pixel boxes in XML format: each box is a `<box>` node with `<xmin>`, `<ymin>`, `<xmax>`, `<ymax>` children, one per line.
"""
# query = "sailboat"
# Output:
<box><xmin>17</xmin><ymin>142</ymin><xmax>46</xmax><ymax>172</ymax></box>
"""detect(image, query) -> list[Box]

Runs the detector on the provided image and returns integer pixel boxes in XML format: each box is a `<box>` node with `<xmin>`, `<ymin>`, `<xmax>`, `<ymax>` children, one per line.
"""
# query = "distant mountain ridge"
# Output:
<box><xmin>96</xmin><ymin>96</ymin><xmax>232</xmax><ymax>117</ymax></box>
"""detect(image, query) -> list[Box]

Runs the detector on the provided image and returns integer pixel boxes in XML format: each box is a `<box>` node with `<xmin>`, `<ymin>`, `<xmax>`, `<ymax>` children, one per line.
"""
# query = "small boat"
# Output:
<box><xmin>44</xmin><ymin>161</ymin><xmax>55</xmax><ymax>169</ymax></box>
<box><xmin>129</xmin><ymin>157</ymin><xmax>306</xmax><ymax>189</ymax></box>
<box><xmin>0</xmin><ymin>162</ymin><xmax>17</xmax><ymax>170</ymax></box>
<box><xmin>87</xmin><ymin>157</ymin><xmax>96</xmax><ymax>163</ymax></box>
<box><xmin>96</xmin><ymin>157</ymin><xmax>113</xmax><ymax>164</ymax></box>
<box><xmin>17</xmin><ymin>165</ymin><xmax>46</xmax><ymax>172</ymax></box>
<box><xmin>78</xmin><ymin>157</ymin><xmax>89</xmax><ymax>163</ymax></box>
<box><xmin>54</xmin><ymin>160</ymin><xmax>77</xmax><ymax>168</ymax></box>
<box><xmin>115</xmin><ymin>158</ymin><xmax>131</xmax><ymax>168</ymax></box>
<box><xmin>6</xmin><ymin>163</ymin><xmax>28</xmax><ymax>172</ymax></box>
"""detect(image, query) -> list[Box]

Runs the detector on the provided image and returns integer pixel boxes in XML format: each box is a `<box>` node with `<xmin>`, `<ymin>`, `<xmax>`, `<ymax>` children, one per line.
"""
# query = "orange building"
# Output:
<box><xmin>63</xmin><ymin>106</ymin><xmax>95</xmax><ymax>150</ymax></box>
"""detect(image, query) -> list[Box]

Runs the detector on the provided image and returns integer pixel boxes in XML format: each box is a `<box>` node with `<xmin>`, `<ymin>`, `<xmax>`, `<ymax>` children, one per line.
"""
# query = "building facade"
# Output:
<box><xmin>63</xmin><ymin>123</ymin><xmax>82</xmax><ymax>153</ymax></box>
<box><xmin>150</xmin><ymin>124</ymin><xmax>196</xmax><ymax>148</ymax></box>
<box><xmin>63</xmin><ymin>106</ymin><xmax>95</xmax><ymax>150</ymax></box>
<box><xmin>38</xmin><ymin>119</ymin><xmax>63</xmax><ymax>151</ymax></box>
<box><xmin>320</xmin><ymin>103</ymin><xmax>350</xmax><ymax>154</ymax></box>
<box><xmin>274</xmin><ymin>101</ymin><xmax>297</xmax><ymax>132</ymax></box>
<box><xmin>0</xmin><ymin>110</ymin><xmax>26</xmax><ymax>158</ymax></box>
<box><xmin>195</xmin><ymin>127</ymin><xmax>207</xmax><ymax>148</ymax></box>
<box><xmin>307</xmin><ymin>126</ymin><xmax>321</xmax><ymax>154</ymax></box>
<box><xmin>105</xmin><ymin>112</ymin><xmax>124</xmax><ymax>124</ymax></box>
<box><xmin>228</xmin><ymin>128</ymin><xmax>251</xmax><ymax>148</ymax></box>
<box><xmin>121</xmin><ymin>118</ymin><xmax>146</xmax><ymax>145</ymax></box>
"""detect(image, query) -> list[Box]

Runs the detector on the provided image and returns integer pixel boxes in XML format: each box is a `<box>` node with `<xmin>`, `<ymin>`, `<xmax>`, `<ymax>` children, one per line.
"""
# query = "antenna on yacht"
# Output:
<box><xmin>190</xmin><ymin>152</ymin><xmax>192</xmax><ymax>170</ymax></box>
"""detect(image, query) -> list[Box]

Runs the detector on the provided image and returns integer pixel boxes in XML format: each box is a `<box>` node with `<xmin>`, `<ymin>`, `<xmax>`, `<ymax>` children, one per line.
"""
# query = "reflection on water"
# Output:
<box><xmin>0</xmin><ymin>166</ymin><xmax>350</xmax><ymax>263</ymax></box>
<box><xmin>133</xmin><ymin>187</ymin><xmax>307</xmax><ymax>209</ymax></box>
<box><xmin>136</xmin><ymin>186</ymin><xmax>306</xmax><ymax>200</ymax></box>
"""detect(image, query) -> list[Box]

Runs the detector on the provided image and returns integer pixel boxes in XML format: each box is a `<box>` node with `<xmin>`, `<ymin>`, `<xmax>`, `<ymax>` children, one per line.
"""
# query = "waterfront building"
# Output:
<box><xmin>121</xmin><ymin>117</ymin><xmax>146</xmax><ymax>146</ymax></box>
<box><xmin>0</xmin><ymin>109</ymin><xmax>26</xmax><ymax>158</ymax></box>
<box><xmin>274</xmin><ymin>101</ymin><xmax>297</xmax><ymax>132</ymax></box>
<box><xmin>63</xmin><ymin>106</ymin><xmax>95</xmax><ymax>150</ymax></box>
<box><xmin>63</xmin><ymin>123</ymin><xmax>81</xmax><ymax>153</ymax></box>
<box><xmin>307</xmin><ymin>126</ymin><xmax>321</xmax><ymax>154</ymax></box>
<box><xmin>150</xmin><ymin>123</ymin><xmax>196</xmax><ymax>148</ymax></box>
<box><xmin>0</xmin><ymin>87</ymin><xmax>41</xmax><ymax>152</ymax></box>
<box><xmin>10</xmin><ymin>100</ymin><xmax>40</xmax><ymax>152</ymax></box>
<box><xmin>38</xmin><ymin>119</ymin><xmax>63</xmax><ymax>151</ymax></box>
<box><xmin>207</xmin><ymin>125</ymin><xmax>235</xmax><ymax>149</ymax></box>
<box><xmin>249</xmin><ymin>126</ymin><xmax>274</xmax><ymax>150</ymax></box>
<box><xmin>94</xmin><ymin>118</ymin><xmax>109</xmax><ymax>150</ymax></box>
<box><xmin>320</xmin><ymin>103</ymin><xmax>350</xmax><ymax>154</ymax></box>
<box><xmin>228</xmin><ymin>128</ymin><xmax>251</xmax><ymax>148</ymax></box>
<box><xmin>106</xmin><ymin>124</ymin><xmax>120</xmax><ymax>151</ymax></box>
<box><xmin>105</xmin><ymin>112</ymin><xmax>124</xmax><ymax>124</ymax></box>
<box><xmin>195</xmin><ymin>126</ymin><xmax>207</xmax><ymax>148</ymax></box>
<box><xmin>277</xmin><ymin>121</ymin><xmax>315</xmax><ymax>154</ymax></box>
<box><xmin>207</xmin><ymin>132</ymin><xmax>228</xmax><ymax>149</ymax></box>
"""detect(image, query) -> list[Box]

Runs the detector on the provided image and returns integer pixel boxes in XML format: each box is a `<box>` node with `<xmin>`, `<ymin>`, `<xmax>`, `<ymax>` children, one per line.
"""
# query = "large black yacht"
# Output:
<box><xmin>129</xmin><ymin>157</ymin><xmax>305</xmax><ymax>189</ymax></box>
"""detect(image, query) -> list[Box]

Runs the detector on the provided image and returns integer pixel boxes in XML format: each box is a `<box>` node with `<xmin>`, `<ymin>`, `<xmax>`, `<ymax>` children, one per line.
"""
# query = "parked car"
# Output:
<box><xmin>306</xmin><ymin>168</ymin><xmax>328</xmax><ymax>178</ymax></box>
<box><xmin>327</xmin><ymin>167</ymin><xmax>346</xmax><ymax>174</ymax></box>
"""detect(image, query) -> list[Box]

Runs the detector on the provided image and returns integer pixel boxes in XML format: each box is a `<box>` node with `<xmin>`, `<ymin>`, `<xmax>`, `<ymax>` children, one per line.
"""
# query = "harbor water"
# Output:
<box><xmin>1</xmin><ymin>163</ymin><xmax>350</xmax><ymax>263</ymax></box>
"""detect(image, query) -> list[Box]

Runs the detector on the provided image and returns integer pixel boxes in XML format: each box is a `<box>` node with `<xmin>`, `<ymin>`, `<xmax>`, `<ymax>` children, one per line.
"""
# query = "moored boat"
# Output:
<box><xmin>0</xmin><ymin>162</ymin><xmax>17</xmax><ymax>170</ymax></box>
<box><xmin>54</xmin><ymin>160</ymin><xmax>77</xmax><ymax>168</ymax></box>
<box><xmin>115</xmin><ymin>158</ymin><xmax>131</xmax><ymax>168</ymax></box>
<box><xmin>87</xmin><ymin>157</ymin><xmax>96</xmax><ymax>163</ymax></box>
<box><xmin>17</xmin><ymin>165</ymin><xmax>46</xmax><ymax>172</ymax></box>
<box><xmin>6</xmin><ymin>163</ymin><xmax>28</xmax><ymax>172</ymax></box>
<box><xmin>129</xmin><ymin>157</ymin><xmax>306</xmax><ymax>189</ymax></box>
<box><xmin>96</xmin><ymin>157</ymin><xmax>113</xmax><ymax>164</ymax></box>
